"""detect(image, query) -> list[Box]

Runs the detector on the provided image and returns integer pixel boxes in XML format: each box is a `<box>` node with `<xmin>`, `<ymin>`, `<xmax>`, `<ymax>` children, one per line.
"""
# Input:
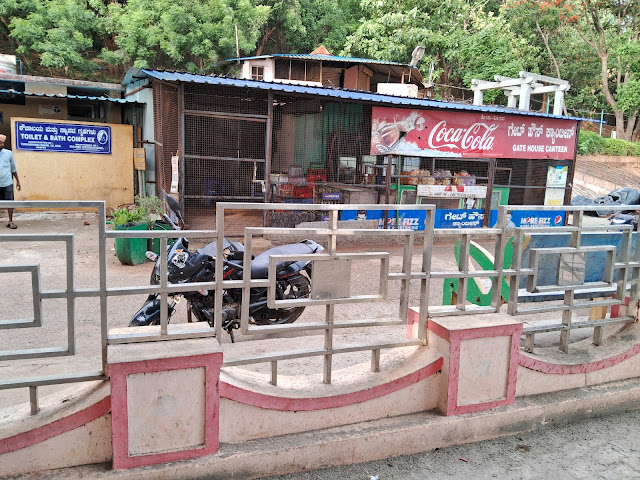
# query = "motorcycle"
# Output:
<box><xmin>129</xmin><ymin>204</ymin><xmax>324</xmax><ymax>341</ymax></box>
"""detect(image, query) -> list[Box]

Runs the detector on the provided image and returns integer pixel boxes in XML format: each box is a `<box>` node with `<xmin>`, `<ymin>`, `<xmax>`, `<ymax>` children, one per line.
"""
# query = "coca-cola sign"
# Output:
<box><xmin>370</xmin><ymin>106</ymin><xmax>577</xmax><ymax>160</ymax></box>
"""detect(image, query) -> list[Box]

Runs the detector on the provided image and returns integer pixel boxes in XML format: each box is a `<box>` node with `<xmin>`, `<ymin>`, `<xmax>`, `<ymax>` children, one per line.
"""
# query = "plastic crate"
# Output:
<box><xmin>307</xmin><ymin>169</ymin><xmax>327</xmax><ymax>182</ymax></box>
<box><xmin>294</xmin><ymin>185</ymin><xmax>313</xmax><ymax>198</ymax></box>
<box><xmin>279</xmin><ymin>183</ymin><xmax>295</xmax><ymax>197</ymax></box>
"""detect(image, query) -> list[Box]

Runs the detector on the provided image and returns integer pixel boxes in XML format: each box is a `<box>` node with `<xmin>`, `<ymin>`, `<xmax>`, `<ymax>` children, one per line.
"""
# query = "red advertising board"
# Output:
<box><xmin>370</xmin><ymin>106</ymin><xmax>577</xmax><ymax>160</ymax></box>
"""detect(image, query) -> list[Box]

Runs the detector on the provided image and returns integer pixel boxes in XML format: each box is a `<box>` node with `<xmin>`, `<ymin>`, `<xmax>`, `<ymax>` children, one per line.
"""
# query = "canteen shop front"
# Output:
<box><xmin>347</xmin><ymin>106</ymin><xmax>579</xmax><ymax>230</ymax></box>
<box><xmin>133</xmin><ymin>71</ymin><xmax>580</xmax><ymax>230</ymax></box>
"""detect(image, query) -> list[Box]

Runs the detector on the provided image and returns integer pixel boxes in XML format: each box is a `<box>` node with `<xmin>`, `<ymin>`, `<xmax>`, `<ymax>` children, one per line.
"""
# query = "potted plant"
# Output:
<box><xmin>110</xmin><ymin>195</ymin><xmax>165</xmax><ymax>265</ymax></box>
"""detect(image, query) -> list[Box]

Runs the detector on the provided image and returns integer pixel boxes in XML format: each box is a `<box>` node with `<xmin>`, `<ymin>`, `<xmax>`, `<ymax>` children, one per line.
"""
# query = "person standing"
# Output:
<box><xmin>0</xmin><ymin>134</ymin><xmax>21</xmax><ymax>229</ymax></box>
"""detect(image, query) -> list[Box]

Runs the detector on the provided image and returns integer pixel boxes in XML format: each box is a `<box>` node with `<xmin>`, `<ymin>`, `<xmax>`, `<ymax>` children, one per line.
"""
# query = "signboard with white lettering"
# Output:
<box><xmin>322</xmin><ymin>192</ymin><xmax>343</xmax><ymax>201</ymax></box>
<box><xmin>15</xmin><ymin>121</ymin><xmax>111</xmax><ymax>154</ymax></box>
<box><xmin>510</xmin><ymin>210</ymin><xmax>566</xmax><ymax>227</ymax></box>
<box><xmin>417</xmin><ymin>184</ymin><xmax>487</xmax><ymax>198</ymax></box>
<box><xmin>341</xmin><ymin>209</ymin><xmax>426</xmax><ymax>231</ymax></box>
<box><xmin>370</xmin><ymin>107</ymin><xmax>577</xmax><ymax>160</ymax></box>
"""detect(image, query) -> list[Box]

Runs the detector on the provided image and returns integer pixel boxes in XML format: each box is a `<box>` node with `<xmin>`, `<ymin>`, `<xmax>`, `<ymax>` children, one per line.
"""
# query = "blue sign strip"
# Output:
<box><xmin>16</xmin><ymin>121</ymin><xmax>112</xmax><ymax>154</ymax></box>
<box><xmin>342</xmin><ymin>209</ymin><xmax>564</xmax><ymax>229</ymax></box>
<box><xmin>509</xmin><ymin>210</ymin><xmax>566</xmax><ymax>227</ymax></box>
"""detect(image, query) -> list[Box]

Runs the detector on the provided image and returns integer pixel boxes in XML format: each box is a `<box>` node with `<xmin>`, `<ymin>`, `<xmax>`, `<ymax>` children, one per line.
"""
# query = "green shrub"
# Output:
<box><xmin>629</xmin><ymin>142</ymin><xmax>640</xmax><ymax>156</ymax></box>
<box><xmin>602</xmin><ymin>138</ymin><xmax>633</xmax><ymax>156</ymax></box>
<box><xmin>110</xmin><ymin>195</ymin><xmax>164</xmax><ymax>228</ymax></box>
<box><xmin>578</xmin><ymin>130</ymin><xmax>640</xmax><ymax>157</ymax></box>
<box><xmin>577</xmin><ymin>130</ymin><xmax>604</xmax><ymax>155</ymax></box>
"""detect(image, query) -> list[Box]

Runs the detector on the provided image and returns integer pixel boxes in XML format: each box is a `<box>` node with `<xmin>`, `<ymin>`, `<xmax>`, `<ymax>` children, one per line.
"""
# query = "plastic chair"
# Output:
<box><xmin>203</xmin><ymin>179</ymin><xmax>224</xmax><ymax>207</ymax></box>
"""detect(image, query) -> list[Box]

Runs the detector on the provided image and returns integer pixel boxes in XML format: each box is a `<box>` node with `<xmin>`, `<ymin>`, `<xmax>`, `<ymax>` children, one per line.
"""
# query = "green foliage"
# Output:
<box><xmin>577</xmin><ymin>130</ymin><xmax>604</xmax><ymax>155</ymax></box>
<box><xmin>630</xmin><ymin>143</ymin><xmax>640</xmax><ymax>157</ymax></box>
<box><xmin>578</xmin><ymin>130</ymin><xmax>640</xmax><ymax>157</ymax></box>
<box><xmin>292</xmin><ymin>0</ymin><xmax>361</xmax><ymax>54</ymax></box>
<box><xmin>602</xmin><ymin>138</ymin><xmax>638</xmax><ymax>157</ymax></box>
<box><xmin>106</xmin><ymin>0</ymin><xmax>269</xmax><ymax>72</ymax></box>
<box><xmin>7</xmin><ymin>0</ymin><xmax>107</xmax><ymax>73</ymax></box>
<box><xmin>343</xmin><ymin>1</ymin><xmax>536</xmax><ymax>102</ymax></box>
<box><xmin>110</xmin><ymin>195</ymin><xmax>164</xmax><ymax>228</ymax></box>
<box><xmin>615</xmin><ymin>79</ymin><xmax>640</xmax><ymax>117</ymax></box>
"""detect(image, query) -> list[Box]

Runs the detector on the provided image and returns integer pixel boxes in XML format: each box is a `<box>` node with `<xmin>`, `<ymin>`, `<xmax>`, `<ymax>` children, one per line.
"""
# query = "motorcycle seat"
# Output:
<box><xmin>250</xmin><ymin>243</ymin><xmax>317</xmax><ymax>278</ymax></box>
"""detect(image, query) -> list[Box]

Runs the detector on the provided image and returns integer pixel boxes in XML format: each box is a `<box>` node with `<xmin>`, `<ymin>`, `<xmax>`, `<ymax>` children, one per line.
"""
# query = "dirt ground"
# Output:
<box><xmin>0</xmin><ymin>210</ymin><xmax>601</xmax><ymax>410</ymax></box>
<box><xmin>262</xmin><ymin>408</ymin><xmax>640</xmax><ymax>480</ymax></box>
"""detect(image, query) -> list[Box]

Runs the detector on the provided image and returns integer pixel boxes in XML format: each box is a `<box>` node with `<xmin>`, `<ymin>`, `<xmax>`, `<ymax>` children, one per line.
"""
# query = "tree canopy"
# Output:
<box><xmin>0</xmin><ymin>0</ymin><xmax>638</xmax><ymax>139</ymax></box>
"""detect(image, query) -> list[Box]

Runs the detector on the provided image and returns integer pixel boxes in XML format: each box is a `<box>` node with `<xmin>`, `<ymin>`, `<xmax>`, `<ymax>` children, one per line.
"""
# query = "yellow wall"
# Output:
<box><xmin>10</xmin><ymin>117</ymin><xmax>134</xmax><ymax>210</ymax></box>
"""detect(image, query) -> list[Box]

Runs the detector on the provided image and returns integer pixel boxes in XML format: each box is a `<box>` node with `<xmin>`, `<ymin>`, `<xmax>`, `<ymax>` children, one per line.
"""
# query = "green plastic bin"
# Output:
<box><xmin>114</xmin><ymin>222</ymin><xmax>148</xmax><ymax>265</ymax></box>
<box><xmin>150</xmin><ymin>221</ymin><xmax>175</xmax><ymax>255</ymax></box>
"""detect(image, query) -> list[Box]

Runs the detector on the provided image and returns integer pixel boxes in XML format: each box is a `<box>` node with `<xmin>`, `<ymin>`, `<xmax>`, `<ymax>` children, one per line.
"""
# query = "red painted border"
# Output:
<box><xmin>110</xmin><ymin>353</ymin><xmax>222</xmax><ymax>470</ymax></box>
<box><xmin>428</xmin><ymin>318</ymin><xmax>522</xmax><ymax>416</ymax></box>
<box><xmin>446</xmin><ymin>326</ymin><xmax>521</xmax><ymax>415</ymax></box>
<box><xmin>519</xmin><ymin>343</ymin><xmax>640</xmax><ymax>374</ymax></box>
<box><xmin>427</xmin><ymin>320</ymin><xmax>450</xmax><ymax>341</ymax></box>
<box><xmin>0</xmin><ymin>396</ymin><xmax>111</xmax><ymax>455</ymax></box>
<box><xmin>220</xmin><ymin>358</ymin><xmax>443</xmax><ymax>411</ymax></box>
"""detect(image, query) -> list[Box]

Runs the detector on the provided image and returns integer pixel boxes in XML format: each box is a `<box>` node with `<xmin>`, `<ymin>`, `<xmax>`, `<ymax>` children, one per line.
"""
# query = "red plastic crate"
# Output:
<box><xmin>294</xmin><ymin>185</ymin><xmax>313</xmax><ymax>198</ymax></box>
<box><xmin>307</xmin><ymin>169</ymin><xmax>327</xmax><ymax>183</ymax></box>
<box><xmin>279</xmin><ymin>183</ymin><xmax>294</xmax><ymax>197</ymax></box>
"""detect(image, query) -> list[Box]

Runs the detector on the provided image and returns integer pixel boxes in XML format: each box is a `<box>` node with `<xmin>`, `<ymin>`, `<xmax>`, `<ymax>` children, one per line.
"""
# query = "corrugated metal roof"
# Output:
<box><xmin>139</xmin><ymin>70</ymin><xmax>591</xmax><ymax>122</ymax></box>
<box><xmin>0</xmin><ymin>89</ymin><xmax>139</xmax><ymax>104</ymax></box>
<box><xmin>221</xmin><ymin>53</ymin><xmax>417</xmax><ymax>68</ymax></box>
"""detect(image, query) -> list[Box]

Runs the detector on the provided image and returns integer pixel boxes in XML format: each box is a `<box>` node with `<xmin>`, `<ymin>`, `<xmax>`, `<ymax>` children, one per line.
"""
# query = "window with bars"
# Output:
<box><xmin>251</xmin><ymin>66</ymin><xmax>264</xmax><ymax>81</ymax></box>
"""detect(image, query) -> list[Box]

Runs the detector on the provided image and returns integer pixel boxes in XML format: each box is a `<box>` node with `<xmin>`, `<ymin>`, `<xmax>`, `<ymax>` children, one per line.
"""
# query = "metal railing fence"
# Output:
<box><xmin>1</xmin><ymin>201</ymin><xmax>638</xmax><ymax>414</ymax></box>
<box><xmin>215</xmin><ymin>203</ymin><xmax>433</xmax><ymax>385</ymax></box>
<box><xmin>0</xmin><ymin>201</ymin><xmax>107</xmax><ymax>415</ymax></box>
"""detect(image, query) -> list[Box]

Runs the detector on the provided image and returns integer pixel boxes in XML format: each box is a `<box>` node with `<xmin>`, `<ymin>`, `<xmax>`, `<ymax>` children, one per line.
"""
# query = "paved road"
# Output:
<box><xmin>262</xmin><ymin>408</ymin><xmax>640</xmax><ymax>480</ymax></box>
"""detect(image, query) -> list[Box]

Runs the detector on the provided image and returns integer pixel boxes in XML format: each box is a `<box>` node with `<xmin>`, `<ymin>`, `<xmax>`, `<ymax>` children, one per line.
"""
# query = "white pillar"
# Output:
<box><xmin>473</xmin><ymin>88</ymin><xmax>484</xmax><ymax>106</ymax></box>
<box><xmin>519</xmin><ymin>80</ymin><xmax>532</xmax><ymax>111</ymax></box>
<box><xmin>553</xmin><ymin>89</ymin><xmax>565</xmax><ymax>116</ymax></box>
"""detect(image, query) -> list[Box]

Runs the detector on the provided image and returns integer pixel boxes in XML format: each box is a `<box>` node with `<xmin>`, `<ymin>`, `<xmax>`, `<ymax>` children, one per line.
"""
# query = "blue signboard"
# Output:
<box><xmin>509</xmin><ymin>210</ymin><xmax>566</xmax><ymax>227</ymax></box>
<box><xmin>322</xmin><ymin>192</ymin><xmax>343</xmax><ymax>201</ymax></box>
<box><xmin>342</xmin><ymin>209</ymin><xmax>564</xmax><ymax>230</ymax></box>
<box><xmin>341</xmin><ymin>209</ymin><xmax>427</xmax><ymax>231</ymax></box>
<box><xmin>15</xmin><ymin>121</ymin><xmax>112</xmax><ymax>154</ymax></box>
<box><xmin>435</xmin><ymin>209</ymin><xmax>486</xmax><ymax>228</ymax></box>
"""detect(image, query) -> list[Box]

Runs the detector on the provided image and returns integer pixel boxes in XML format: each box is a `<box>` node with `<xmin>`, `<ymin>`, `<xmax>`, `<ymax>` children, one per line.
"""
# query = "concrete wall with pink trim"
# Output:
<box><xmin>2</xmin><ymin>313</ymin><xmax>640</xmax><ymax>476</ymax></box>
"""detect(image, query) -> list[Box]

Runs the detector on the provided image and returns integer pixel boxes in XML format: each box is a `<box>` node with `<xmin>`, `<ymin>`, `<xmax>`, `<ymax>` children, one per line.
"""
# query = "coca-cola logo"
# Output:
<box><xmin>428</xmin><ymin>121</ymin><xmax>498</xmax><ymax>151</ymax></box>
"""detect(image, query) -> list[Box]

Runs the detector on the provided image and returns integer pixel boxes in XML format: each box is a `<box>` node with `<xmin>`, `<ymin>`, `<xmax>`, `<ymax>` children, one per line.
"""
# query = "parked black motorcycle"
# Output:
<box><xmin>129</xmin><ymin>227</ymin><xmax>324</xmax><ymax>341</ymax></box>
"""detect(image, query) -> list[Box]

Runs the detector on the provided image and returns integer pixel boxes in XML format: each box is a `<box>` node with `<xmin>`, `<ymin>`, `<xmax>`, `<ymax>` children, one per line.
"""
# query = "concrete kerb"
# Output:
<box><xmin>17</xmin><ymin>377</ymin><xmax>640</xmax><ymax>480</ymax></box>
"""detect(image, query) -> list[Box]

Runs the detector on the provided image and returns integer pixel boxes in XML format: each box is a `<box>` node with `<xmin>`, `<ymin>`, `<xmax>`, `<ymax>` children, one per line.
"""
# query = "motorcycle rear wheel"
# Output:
<box><xmin>252</xmin><ymin>275</ymin><xmax>310</xmax><ymax>325</ymax></box>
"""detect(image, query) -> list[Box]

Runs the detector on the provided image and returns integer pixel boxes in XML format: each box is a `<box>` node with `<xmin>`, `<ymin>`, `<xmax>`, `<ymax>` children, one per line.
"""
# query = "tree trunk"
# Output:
<box><xmin>256</xmin><ymin>20</ymin><xmax>284</xmax><ymax>56</ymax></box>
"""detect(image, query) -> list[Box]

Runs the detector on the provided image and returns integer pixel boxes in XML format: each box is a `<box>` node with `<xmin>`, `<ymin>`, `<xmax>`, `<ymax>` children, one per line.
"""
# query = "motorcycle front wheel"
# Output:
<box><xmin>252</xmin><ymin>275</ymin><xmax>310</xmax><ymax>326</ymax></box>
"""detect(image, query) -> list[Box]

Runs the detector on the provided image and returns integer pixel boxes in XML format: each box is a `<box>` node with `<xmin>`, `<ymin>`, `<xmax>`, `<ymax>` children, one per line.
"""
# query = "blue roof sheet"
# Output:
<box><xmin>0</xmin><ymin>89</ymin><xmax>138</xmax><ymax>104</ymax></box>
<box><xmin>221</xmin><ymin>53</ymin><xmax>417</xmax><ymax>69</ymax></box>
<box><xmin>138</xmin><ymin>70</ymin><xmax>590</xmax><ymax>122</ymax></box>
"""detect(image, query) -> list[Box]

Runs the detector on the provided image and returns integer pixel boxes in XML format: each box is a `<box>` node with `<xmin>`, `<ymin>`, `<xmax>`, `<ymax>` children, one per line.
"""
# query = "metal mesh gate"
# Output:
<box><xmin>152</xmin><ymin>82</ymin><xmax>179</xmax><ymax>198</ymax></box>
<box><xmin>183</xmin><ymin>84</ymin><xmax>268</xmax><ymax>223</ymax></box>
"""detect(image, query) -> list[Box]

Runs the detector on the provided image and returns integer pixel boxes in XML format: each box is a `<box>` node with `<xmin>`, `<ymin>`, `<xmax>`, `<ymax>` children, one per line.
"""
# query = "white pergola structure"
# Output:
<box><xmin>471</xmin><ymin>71</ymin><xmax>570</xmax><ymax>116</ymax></box>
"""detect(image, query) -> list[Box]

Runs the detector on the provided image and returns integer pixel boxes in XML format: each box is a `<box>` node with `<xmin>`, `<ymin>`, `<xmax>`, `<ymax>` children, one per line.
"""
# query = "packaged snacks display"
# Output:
<box><xmin>454</xmin><ymin>170</ymin><xmax>476</xmax><ymax>186</ymax></box>
<box><xmin>433</xmin><ymin>169</ymin><xmax>452</xmax><ymax>185</ymax></box>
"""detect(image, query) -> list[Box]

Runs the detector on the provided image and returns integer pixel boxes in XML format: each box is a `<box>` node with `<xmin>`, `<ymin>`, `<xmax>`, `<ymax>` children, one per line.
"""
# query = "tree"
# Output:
<box><xmin>563</xmin><ymin>0</ymin><xmax>640</xmax><ymax>140</ymax></box>
<box><xmin>105</xmin><ymin>0</ymin><xmax>270</xmax><ymax>72</ymax></box>
<box><xmin>293</xmin><ymin>0</ymin><xmax>362</xmax><ymax>54</ymax></box>
<box><xmin>253</xmin><ymin>0</ymin><xmax>305</xmax><ymax>55</ymax></box>
<box><xmin>343</xmin><ymin>0</ymin><xmax>538</xmax><ymax>101</ymax></box>
<box><xmin>3</xmin><ymin>0</ymin><xmax>108</xmax><ymax>75</ymax></box>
